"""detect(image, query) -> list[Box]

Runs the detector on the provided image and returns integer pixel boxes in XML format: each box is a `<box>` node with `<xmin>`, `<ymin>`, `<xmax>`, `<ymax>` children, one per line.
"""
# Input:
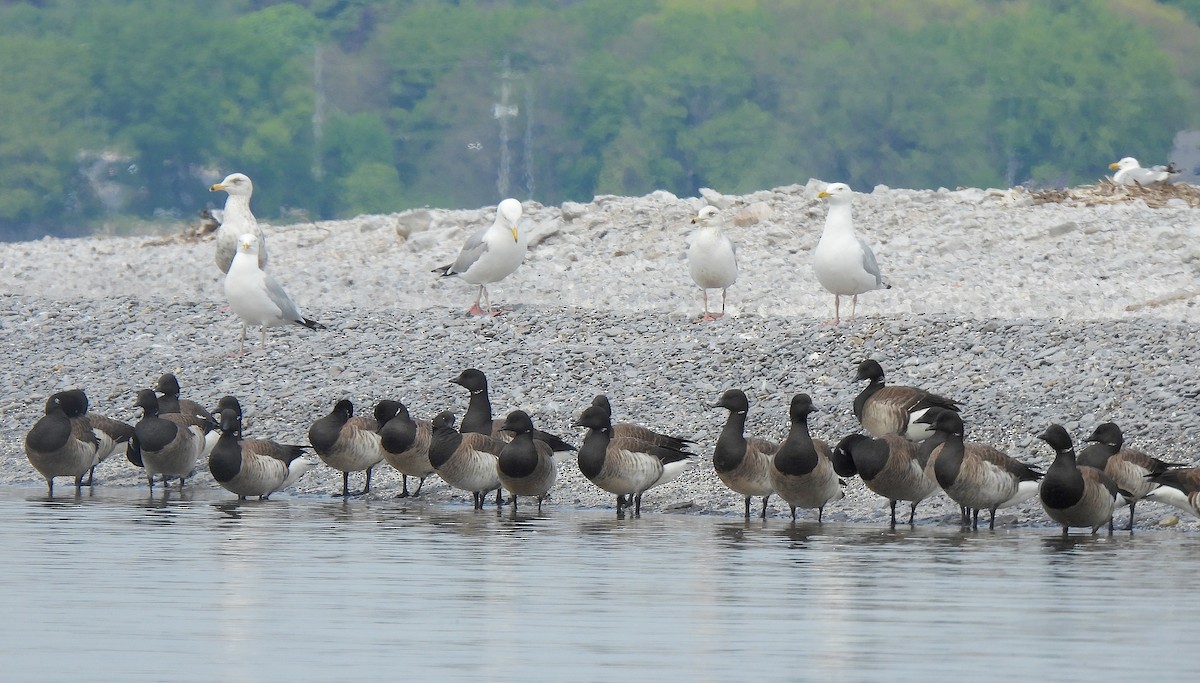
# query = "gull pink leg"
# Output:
<box><xmin>467</xmin><ymin>285</ymin><xmax>488</xmax><ymax>316</ymax></box>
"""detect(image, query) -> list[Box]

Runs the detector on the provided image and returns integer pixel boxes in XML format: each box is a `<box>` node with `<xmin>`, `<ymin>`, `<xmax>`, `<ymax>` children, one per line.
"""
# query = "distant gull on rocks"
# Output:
<box><xmin>224</xmin><ymin>233</ymin><xmax>325</xmax><ymax>355</ymax></box>
<box><xmin>813</xmin><ymin>183</ymin><xmax>890</xmax><ymax>324</ymax></box>
<box><xmin>210</xmin><ymin>172</ymin><xmax>268</xmax><ymax>274</ymax></box>
<box><xmin>1108</xmin><ymin>157</ymin><xmax>1177</xmax><ymax>186</ymax></box>
<box><xmin>433</xmin><ymin>198</ymin><xmax>526</xmax><ymax>316</ymax></box>
<box><xmin>687</xmin><ymin>205</ymin><xmax>738</xmax><ymax>322</ymax></box>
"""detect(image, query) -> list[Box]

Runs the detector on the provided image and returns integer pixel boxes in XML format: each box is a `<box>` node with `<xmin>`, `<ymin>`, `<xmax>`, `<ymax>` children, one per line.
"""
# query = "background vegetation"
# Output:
<box><xmin>1</xmin><ymin>0</ymin><xmax>1199</xmax><ymax>238</ymax></box>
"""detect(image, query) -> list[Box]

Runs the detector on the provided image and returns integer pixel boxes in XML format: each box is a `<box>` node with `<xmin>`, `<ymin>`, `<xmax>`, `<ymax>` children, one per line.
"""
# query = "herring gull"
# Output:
<box><xmin>210</xmin><ymin>172</ymin><xmax>268</xmax><ymax>273</ymax></box>
<box><xmin>224</xmin><ymin>233</ymin><xmax>325</xmax><ymax>355</ymax></box>
<box><xmin>1108</xmin><ymin>157</ymin><xmax>1177</xmax><ymax>186</ymax></box>
<box><xmin>687</xmin><ymin>206</ymin><xmax>738</xmax><ymax>322</ymax></box>
<box><xmin>813</xmin><ymin>183</ymin><xmax>889</xmax><ymax>324</ymax></box>
<box><xmin>433</xmin><ymin>198</ymin><xmax>526</xmax><ymax>316</ymax></box>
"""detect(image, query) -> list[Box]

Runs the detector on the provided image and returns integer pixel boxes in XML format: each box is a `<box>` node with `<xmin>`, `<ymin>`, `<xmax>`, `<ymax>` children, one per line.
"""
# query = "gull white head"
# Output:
<box><xmin>497</xmin><ymin>198</ymin><xmax>522</xmax><ymax>242</ymax></box>
<box><xmin>211</xmin><ymin>172</ymin><xmax>253</xmax><ymax>197</ymax></box>
<box><xmin>691</xmin><ymin>205</ymin><xmax>721</xmax><ymax>227</ymax></box>
<box><xmin>1109</xmin><ymin>157</ymin><xmax>1140</xmax><ymax>172</ymax></box>
<box><xmin>818</xmin><ymin>182</ymin><xmax>854</xmax><ymax>204</ymax></box>
<box><xmin>237</xmin><ymin>233</ymin><xmax>260</xmax><ymax>255</ymax></box>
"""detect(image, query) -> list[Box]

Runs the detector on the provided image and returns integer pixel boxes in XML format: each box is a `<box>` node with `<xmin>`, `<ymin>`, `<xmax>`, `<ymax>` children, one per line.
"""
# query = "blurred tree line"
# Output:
<box><xmin>0</xmin><ymin>0</ymin><xmax>1197</xmax><ymax>239</ymax></box>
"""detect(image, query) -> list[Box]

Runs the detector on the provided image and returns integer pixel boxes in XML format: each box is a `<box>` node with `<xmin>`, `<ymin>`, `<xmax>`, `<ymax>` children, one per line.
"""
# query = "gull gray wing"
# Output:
<box><xmin>857</xmin><ymin>237</ymin><xmax>885</xmax><ymax>286</ymax></box>
<box><xmin>449</xmin><ymin>228</ymin><xmax>489</xmax><ymax>274</ymax></box>
<box><xmin>263</xmin><ymin>273</ymin><xmax>304</xmax><ymax>321</ymax></box>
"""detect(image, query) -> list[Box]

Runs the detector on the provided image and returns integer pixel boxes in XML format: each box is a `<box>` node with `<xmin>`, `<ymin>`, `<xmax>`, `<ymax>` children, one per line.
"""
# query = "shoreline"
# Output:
<box><xmin>1</xmin><ymin>183</ymin><xmax>1197</xmax><ymax>530</ymax></box>
<box><xmin>1</xmin><ymin>297</ymin><xmax>1196</xmax><ymax>530</ymax></box>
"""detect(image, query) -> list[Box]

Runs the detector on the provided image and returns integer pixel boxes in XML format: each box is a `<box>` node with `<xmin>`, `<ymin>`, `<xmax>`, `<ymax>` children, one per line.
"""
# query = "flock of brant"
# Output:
<box><xmin>22</xmin><ymin>362</ymin><xmax>1200</xmax><ymax>534</ymax></box>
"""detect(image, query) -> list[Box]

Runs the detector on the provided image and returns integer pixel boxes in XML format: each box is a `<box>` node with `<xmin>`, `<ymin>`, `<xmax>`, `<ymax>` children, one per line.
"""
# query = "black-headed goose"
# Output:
<box><xmin>1144</xmin><ymin>467</ymin><xmax>1200</xmax><ymax>519</ymax></box>
<box><xmin>497</xmin><ymin>410</ymin><xmax>557</xmax><ymax>512</ymax></box>
<box><xmin>1037</xmin><ymin>424</ymin><xmax>1120</xmax><ymax>535</ymax></box>
<box><xmin>55</xmin><ymin>389</ymin><xmax>134</xmax><ymax>487</ymax></box>
<box><xmin>451</xmin><ymin>368</ymin><xmax>574</xmax><ymax>457</ymax></box>
<box><xmin>24</xmin><ymin>391</ymin><xmax>100</xmax><ymax>495</ymax></box>
<box><xmin>129</xmin><ymin>389</ymin><xmax>208</xmax><ymax>491</ymax></box>
<box><xmin>573</xmin><ymin>405</ymin><xmax>694</xmax><ymax>516</ymax></box>
<box><xmin>154</xmin><ymin>373</ymin><xmax>214</xmax><ymax>424</ymax></box>
<box><xmin>374</xmin><ymin>400</ymin><xmax>435</xmax><ymax>498</ymax></box>
<box><xmin>307</xmin><ymin>399</ymin><xmax>384</xmax><ymax>497</ymax></box>
<box><xmin>832</xmin><ymin>432</ymin><xmax>938</xmax><ymax>526</ymax></box>
<box><xmin>768</xmin><ymin>394</ymin><xmax>843</xmax><ymax>522</ymax></box>
<box><xmin>209</xmin><ymin>408</ymin><xmax>316</xmax><ymax>500</ymax></box>
<box><xmin>916</xmin><ymin>408</ymin><xmax>1042</xmax><ymax>530</ymax></box>
<box><xmin>590</xmin><ymin>394</ymin><xmax>694</xmax><ymax>452</ymax></box>
<box><xmin>712</xmin><ymin>389</ymin><xmax>776</xmax><ymax>519</ymax></box>
<box><xmin>853</xmin><ymin>359</ymin><xmax>961</xmax><ymax>441</ymax></box>
<box><xmin>1079</xmin><ymin>421</ymin><xmax>1179</xmax><ymax>530</ymax></box>
<box><xmin>427</xmin><ymin>411</ymin><xmax>505</xmax><ymax>509</ymax></box>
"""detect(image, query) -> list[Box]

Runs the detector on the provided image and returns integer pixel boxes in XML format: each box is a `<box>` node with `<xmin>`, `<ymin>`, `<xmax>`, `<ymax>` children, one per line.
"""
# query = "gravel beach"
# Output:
<box><xmin>1</xmin><ymin>180</ymin><xmax>1197</xmax><ymax>529</ymax></box>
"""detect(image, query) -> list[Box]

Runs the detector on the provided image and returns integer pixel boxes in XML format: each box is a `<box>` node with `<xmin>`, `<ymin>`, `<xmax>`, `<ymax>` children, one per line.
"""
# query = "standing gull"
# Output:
<box><xmin>224</xmin><ymin>233</ymin><xmax>325</xmax><ymax>355</ymax></box>
<box><xmin>813</xmin><ymin>183</ymin><xmax>889</xmax><ymax>324</ymax></box>
<box><xmin>210</xmin><ymin>172</ymin><xmax>268</xmax><ymax>273</ymax></box>
<box><xmin>433</xmin><ymin>198</ymin><xmax>526</xmax><ymax>316</ymax></box>
<box><xmin>687</xmin><ymin>205</ymin><xmax>738</xmax><ymax>322</ymax></box>
<box><xmin>1108</xmin><ymin>157</ymin><xmax>1176</xmax><ymax>186</ymax></box>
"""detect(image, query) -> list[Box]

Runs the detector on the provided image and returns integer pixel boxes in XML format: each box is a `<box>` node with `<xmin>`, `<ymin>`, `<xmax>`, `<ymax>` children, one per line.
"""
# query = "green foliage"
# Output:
<box><xmin>0</xmin><ymin>0</ymin><xmax>1199</xmax><ymax>238</ymax></box>
<box><xmin>338</xmin><ymin>162</ymin><xmax>405</xmax><ymax>216</ymax></box>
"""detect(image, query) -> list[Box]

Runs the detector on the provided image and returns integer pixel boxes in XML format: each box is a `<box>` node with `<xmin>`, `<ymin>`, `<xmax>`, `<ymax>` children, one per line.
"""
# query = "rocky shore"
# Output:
<box><xmin>1</xmin><ymin>180</ymin><xmax>1197</xmax><ymax>529</ymax></box>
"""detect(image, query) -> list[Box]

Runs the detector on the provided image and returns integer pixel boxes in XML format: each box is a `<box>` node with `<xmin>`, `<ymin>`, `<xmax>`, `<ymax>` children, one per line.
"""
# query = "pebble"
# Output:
<box><xmin>0</xmin><ymin>183</ymin><xmax>1196</xmax><ymax>531</ymax></box>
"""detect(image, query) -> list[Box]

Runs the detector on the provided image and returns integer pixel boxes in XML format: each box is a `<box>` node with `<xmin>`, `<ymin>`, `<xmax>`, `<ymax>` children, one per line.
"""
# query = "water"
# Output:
<box><xmin>2</xmin><ymin>486</ymin><xmax>1194</xmax><ymax>682</ymax></box>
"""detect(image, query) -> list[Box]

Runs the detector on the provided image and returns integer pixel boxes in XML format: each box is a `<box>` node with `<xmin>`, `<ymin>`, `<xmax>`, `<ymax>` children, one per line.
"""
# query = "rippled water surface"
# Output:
<box><xmin>2</xmin><ymin>486</ymin><xmax>1195</xmax><ymax>682</ymax></box>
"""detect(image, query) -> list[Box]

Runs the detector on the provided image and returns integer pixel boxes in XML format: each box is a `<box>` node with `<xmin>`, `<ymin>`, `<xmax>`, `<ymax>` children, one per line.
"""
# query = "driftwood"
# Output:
<box><xmin>1030</xmin><ymin>179</ymin><xmax>1200</xmax><ymax>208</ymax></box>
